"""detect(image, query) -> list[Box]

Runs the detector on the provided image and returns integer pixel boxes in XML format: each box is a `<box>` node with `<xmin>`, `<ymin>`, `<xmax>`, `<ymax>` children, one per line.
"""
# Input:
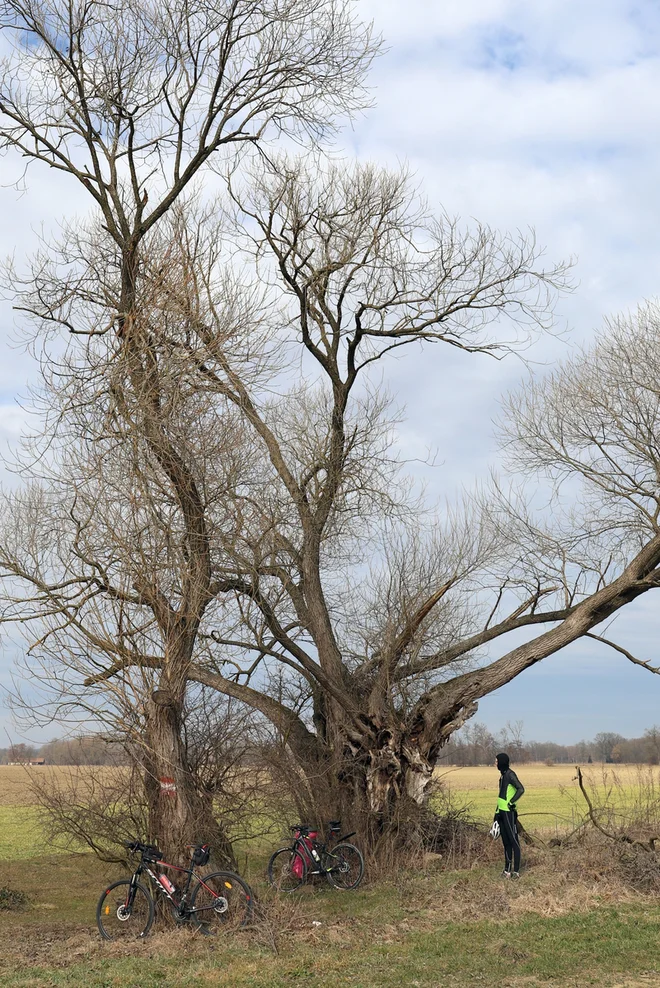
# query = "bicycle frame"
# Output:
<box><xmin>125</xmin><ymin>854</ymin><xmax>227</xmax><ymax>917</ymax></box>
<box><xmin>292</xmin><ymin>830</ymin><xmax>357</xmax><ymax>876</ymax></box>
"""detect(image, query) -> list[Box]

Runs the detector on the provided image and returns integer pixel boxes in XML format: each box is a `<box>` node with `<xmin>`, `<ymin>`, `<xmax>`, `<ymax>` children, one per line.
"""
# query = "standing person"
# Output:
<box><xmin>494</xmin><ymin>752</ymin><xmax>524</xmax><ymax>879</ymax></box>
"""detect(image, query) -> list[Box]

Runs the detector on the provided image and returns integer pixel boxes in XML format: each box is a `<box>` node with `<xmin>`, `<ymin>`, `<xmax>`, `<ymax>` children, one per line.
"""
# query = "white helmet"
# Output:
<box><xmin>489</xmin><ymin>820</ymin><xmax>500</xmax><ymax>840</ymax></box>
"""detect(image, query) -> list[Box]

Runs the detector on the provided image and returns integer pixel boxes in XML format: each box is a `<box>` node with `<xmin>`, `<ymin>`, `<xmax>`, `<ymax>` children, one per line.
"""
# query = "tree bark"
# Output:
<box><xmin>291</xmin><ymin>703</ymin><xmax>449</xmax><ymax>852</ymax></box>
<box><xmin>142</xmin><ymin>696</ymin><xmax>236</xmax><ymax>870</ymax></box>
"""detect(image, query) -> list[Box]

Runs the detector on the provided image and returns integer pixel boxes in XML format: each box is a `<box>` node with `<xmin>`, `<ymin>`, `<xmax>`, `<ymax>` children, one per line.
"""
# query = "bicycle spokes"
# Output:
<box><xmin>190</xmin><ymin>872</ymin><xmax>253</xmax><ymax>934</ymax></box>
<box><xmin>96</xmin><ymin>881</ymin><xmax>154</xmax><ymax>940</ymax></box>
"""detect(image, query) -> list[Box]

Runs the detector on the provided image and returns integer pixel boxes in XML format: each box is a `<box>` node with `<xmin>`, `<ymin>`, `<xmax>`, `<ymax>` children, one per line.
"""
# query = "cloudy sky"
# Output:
<box><xmin>2</xmin><ymin>0</ymin><xmax>660</xmax><ymax>745</ymax></box>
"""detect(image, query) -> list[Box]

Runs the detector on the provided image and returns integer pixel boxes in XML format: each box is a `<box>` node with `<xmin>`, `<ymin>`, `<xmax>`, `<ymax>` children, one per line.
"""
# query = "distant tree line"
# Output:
<box><xmin>0</xmin><ymin>738</ymin><xmax>128</xmax><ymax>766</ymax></box>
<box><xmin>4</xmin><ymin>724</ymin><xmax>660</xmax><ymax>769</ymax></box>
<box><xmin>440</xmin><ymin>722</ymin><xmax>660</xmax><ymax>766</ymax></box>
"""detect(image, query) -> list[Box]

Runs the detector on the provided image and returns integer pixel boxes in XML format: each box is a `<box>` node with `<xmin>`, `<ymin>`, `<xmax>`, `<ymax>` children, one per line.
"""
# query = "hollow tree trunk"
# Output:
<box><xmin>298</xmin><ymin>710</ymin><xmax>440</xmax><ymax>855</ymax></box>
<box><xmin>142</xmin><ymin>698</ymin><xmax>236</xmax><ymax>870</ymax></box>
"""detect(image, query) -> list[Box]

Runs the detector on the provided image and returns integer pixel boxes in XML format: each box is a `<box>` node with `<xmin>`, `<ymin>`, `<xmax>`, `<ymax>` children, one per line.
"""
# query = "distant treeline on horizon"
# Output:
<box><xmin>439</xmin><ymin>722</ymin><xmax>660</xmax><ymax>767</ymax></box>
<box><xmin>3</xmin><ymin>723</ymin><xmax>660</xmax><ymax>768</ymax></box>
<box><xmin>0</xmin><ymin>737</ymin><xmax>129</xmax><ymax>766</ymax></box>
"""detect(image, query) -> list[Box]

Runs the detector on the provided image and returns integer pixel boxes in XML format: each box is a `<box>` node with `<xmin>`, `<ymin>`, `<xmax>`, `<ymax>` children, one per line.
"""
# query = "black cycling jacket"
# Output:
<box><xmin>497</xmin><ymin>768</ymin><xmax>525</xmax><ymax>811</ymax></box>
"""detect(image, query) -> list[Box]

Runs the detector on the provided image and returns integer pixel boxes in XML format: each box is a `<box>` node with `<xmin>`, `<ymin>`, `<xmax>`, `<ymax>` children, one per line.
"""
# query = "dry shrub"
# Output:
<box><xmin>29</xmin><ymin>761</ymin><xmax>147</xmax><ymax>862</ymax></box>
<box><xmin>28</xmin><ymin>699</ymin><xmax>284</xmax><ymax>866</ymax></box>
<box><xmin>617</xmin><ymin>845</ymin><xmax>660</xmax><ymax>892</ymax></box>
<box><xmin>555</xmin><ymin>831</ymin><xmax>660</xmax><ymax>895</ymax></box>
<box><xmin>0</xmin><ymin>886</ymin><xmax>28</xmax><ymax>910</ymax></box>
<box><xmin>248</xmin><ymin>890</ymin><xmax>308</xmax><ymax>954</ymax></box>
<box><xmin>576</xmin><ymin>764</ymin><xmax>660</xmax><ymax>837</ymax></box>
<box><xmin>418</xmin><ymin>783</ymin><xmax>499</xmax><ymax>871</ymax></box>
<box><xmin>554</xmin><ymin>764</ymin><xmax>660</xmax><ymax>893</ymax></box>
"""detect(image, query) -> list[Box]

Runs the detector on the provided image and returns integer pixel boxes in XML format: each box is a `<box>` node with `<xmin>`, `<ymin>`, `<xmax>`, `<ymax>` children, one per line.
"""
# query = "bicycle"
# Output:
<box><xmin>267</xmin><ymin>820</ymin><xmax>364</xmax><ymax>892</ymax></box>
<box><xmin>96</xmin><ymin>840</ymin><xmax>253</xmax><ymax>940</ymax></box>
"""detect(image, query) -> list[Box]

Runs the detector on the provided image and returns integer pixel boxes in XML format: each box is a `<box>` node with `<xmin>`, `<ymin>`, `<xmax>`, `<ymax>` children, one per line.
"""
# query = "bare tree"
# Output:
<box><xmin>4</xmin><ymin>12</ymin><xmax>660</xmax><ymax>852</ymax></box>
<box><xmin>0</xmin><ymin>158</ymin><xmax>576</xmax><ymax>852</ymax></box>
<box><xmin>124</xmin><ymin>180</ymin><xmax>660</xmax><ymax>842</ymax></box>
<box><xmin>645</xmin><ymin>727</ymin><xmax>660</xmax><ymax>765</ymax></box>
<box><xmin>0</xmin><ymin>0</ymin><xmax>378</xmax><ymax>859</ymax></box>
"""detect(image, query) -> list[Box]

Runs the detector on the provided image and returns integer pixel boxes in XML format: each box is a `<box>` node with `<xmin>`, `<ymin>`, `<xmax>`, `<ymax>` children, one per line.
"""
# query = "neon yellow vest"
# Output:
<box><xmin>497</xmin><ymin>782</ymin><xmax>518</xmax><ymax>812</ymax></box>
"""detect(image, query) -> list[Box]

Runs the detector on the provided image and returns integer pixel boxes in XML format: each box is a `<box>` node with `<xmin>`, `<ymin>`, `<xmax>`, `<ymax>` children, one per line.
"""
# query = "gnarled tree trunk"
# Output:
<box><xmin>142</xmin><ymin>695</ymin><xmax>236</xmax><ymax>870</ymax></box>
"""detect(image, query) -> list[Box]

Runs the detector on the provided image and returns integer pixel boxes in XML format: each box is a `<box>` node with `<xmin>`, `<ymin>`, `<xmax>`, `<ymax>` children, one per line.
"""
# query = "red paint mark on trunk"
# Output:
<box><xmin>159</xmin><ymin>776</ymin><xmax>177</xmax><ymax>797</ymax></box>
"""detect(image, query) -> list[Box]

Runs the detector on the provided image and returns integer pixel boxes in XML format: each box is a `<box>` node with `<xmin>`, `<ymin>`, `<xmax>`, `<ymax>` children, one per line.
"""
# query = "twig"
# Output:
<box><xmin>575</xmin><ymin>766</ymin><xmax>660</xmax><ymax>852</ymax></box>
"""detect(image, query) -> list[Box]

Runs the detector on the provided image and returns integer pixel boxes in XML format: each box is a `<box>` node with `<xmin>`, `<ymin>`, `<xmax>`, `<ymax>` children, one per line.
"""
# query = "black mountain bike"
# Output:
<box><xmin>96</xmin><ymin>840</ymin><xmax>253</xmax><ymax>940</ymax></box>
<box><xmin>267</xmin><ymin>821</ymin><xmax>364</xmax><ymax>892</ymax></box>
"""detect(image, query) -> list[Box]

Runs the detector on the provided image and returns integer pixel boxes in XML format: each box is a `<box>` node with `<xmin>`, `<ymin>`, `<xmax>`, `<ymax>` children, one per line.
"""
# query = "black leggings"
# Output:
<box><xmin>498</xmin><ymin>810</ymin><xmax>521</xmax><ymax>872</ymax></box>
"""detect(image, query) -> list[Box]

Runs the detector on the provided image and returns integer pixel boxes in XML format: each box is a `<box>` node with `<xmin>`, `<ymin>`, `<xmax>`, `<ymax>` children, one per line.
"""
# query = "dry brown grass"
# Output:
<box><xmin>0</xmin><ymin>765</ymin><xmax>128</xmax><ymax>805</ymax></box>
<box><xmin>1</xmin><ymin>844</ymin><xmax>660</xmax><ymax>987</ymax></box>
<box><xmin>435</xmin><ymin>762</ymin><xmax>652</xmax><ymax>791</ymax></box>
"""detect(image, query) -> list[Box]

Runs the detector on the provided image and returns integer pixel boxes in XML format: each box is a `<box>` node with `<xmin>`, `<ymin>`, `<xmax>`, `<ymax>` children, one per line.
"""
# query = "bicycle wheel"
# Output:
<box><xmin>97</xmin><ymin>880</ymin><xmax>155</xmax><ymax>940</ymax></box>
<box><xmin>267</xmin><ymin>847</ymin><xmax>307</xmax><ymax>892</ymax></box>
<box><xmin>190</xmin><ymin>871</ymin><xmax>253</xmax><ymax>934</ymax></box>
<box><xmin>325</xmin><ymin>843</ymin><xmax>364</xmax><ymax>890</ymax></box>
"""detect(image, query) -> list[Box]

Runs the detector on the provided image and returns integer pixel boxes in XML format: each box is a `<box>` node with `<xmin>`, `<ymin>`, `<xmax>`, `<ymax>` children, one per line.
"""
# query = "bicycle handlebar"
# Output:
<box><xmin>123</xmin><ymin>839</ymin><xmax>163</xmax><ymax>859</ymax></box>
<box><xmin>290</xmin><ymin>822</ymin><xmax>344</xmax><ymax>837</ymax></box>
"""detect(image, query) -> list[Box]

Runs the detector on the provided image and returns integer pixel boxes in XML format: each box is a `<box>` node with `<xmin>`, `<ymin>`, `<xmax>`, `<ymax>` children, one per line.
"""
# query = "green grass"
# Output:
<box><xmin>450</xmin><ymin>786</ymin><xmax>586</xmax><ymax>830</ymax></box>
<box><xmin>0</xmin><ymin>807</ymin><xmax>44</xmax><ymax>861</ymax></box>
<box><xmin>1</xmin><ymin>901</ymin><xmax>660</xmax><ymax>986</ymax></box>
<box><xmin>452</xmin><ymin>783</ymin><xmax>660</xmax><ymax>834</ymax></box>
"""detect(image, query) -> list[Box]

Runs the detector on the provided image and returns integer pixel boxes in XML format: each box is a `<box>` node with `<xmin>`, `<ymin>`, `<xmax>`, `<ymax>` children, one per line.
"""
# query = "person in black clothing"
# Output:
<box><xmin>494</xmin><ymin>752</ymin><xmax>524</xmax><ymax>879</ymax></box>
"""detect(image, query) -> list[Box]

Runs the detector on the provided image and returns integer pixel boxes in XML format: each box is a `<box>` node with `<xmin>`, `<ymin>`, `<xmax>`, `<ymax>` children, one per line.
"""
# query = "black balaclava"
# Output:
<box><xmin>496</xmin><ymin>752</ymin><xmax>510</xmax><ymax>774</ymax></box>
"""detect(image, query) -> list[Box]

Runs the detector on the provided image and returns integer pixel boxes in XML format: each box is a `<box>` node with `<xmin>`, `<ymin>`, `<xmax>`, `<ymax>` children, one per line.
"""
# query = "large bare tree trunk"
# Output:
<box><xmin>142</xmin><ymin>697</ymin><xmax>236</xmax><ymax>870</ymax></box>
<box><xmin>289</xmin><ymin>705</ymin><xmax>440</xmax><ymax>852</ymax></box>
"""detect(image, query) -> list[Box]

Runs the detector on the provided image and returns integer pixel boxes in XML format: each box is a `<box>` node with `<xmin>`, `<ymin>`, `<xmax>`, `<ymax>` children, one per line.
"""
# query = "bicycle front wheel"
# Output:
<box><xmin>267</xmin><ymin>847</ymin><xmax>307</xmax><ymax>892</ymax></box>
<box><xmin>325</xmin><ymin>843</ymin><xmax>364</xmax><ymax>890</ymax></box>
<box><xmin>97</xmin><ymin>880</ymin><xmax>155</xmax><ymax>941</ymax></box>
<box><xmin>190</xmin><ymin>871</ymin><xmax>253</xmax><ymax>934</ymax></box>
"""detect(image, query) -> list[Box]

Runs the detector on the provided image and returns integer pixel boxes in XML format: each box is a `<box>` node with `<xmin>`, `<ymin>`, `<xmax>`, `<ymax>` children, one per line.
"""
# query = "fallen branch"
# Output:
<box><xmin>575</xmin><ymin>765</ymin><xmax>660</xmax><ymax>852</ymax></box>
<box><xmin>513</xmin><ymin>814</ymin><xmax>541</xmax><ymax>847</ymax></box>
<box><xmin>517</xmin><ymin>810</ymin><xmax>589</xmax><ymax>848</ymax></box>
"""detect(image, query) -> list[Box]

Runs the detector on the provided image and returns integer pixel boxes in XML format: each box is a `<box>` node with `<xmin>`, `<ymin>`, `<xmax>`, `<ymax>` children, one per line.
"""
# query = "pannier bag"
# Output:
<box><xmin>291</xmin><ymin>827</ymin><xmax>318</xmax><ymax>878</ymax></box>
<box><xmin>192</xmin><ymin>843</ymin><xmax>211</xmax><ymax>867</ymax></box>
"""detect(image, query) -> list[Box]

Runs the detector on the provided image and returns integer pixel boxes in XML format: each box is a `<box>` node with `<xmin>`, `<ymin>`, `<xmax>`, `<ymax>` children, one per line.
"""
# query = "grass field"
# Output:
<box><xmin>0</xmin><ymin>765</ymin><xmax>127</xmax><ymax>806</ymax></box>
<box><xmin>2</xmin><ymin>764</ymin><xmax>660</xmax><ymax>987</ymax></box>
<box><xmin>437</xmin><ymin>762</ymin><xmax>660</xmax><ymax>831</ymax></box>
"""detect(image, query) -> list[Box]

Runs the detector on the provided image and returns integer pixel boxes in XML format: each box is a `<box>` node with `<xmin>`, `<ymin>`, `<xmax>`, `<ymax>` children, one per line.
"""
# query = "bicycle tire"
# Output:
<box><xmin>325</xmin><ymin>842</ymin><xmax>364</xmax><ymax>890</ymax></box>
<box><xmin>267</xmin><ymin>847</ymin><xmax>307</xmax><ymax>892</ymax></box>
<box><xmin>96</xmin><ymin>880</ymin><xmax>155</xmax><ymax>940</ymax></box>
<box><xmin>189</xmin><ymin>871</ymin><xmax>253</xmax><ymax>934</ymax></box>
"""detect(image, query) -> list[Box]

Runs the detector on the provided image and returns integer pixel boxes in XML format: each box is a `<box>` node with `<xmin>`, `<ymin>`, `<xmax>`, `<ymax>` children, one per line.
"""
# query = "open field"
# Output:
<box><xmin>437</xmin><ymin>762</ymin><xmax>660</xmax><ymax>831</ymax></box>
<box><xmin>0</xmin><ymin>766</ymin><xmax>128</xmax><ymax>806</ymax></box>
<box><xmin>2</xmin><ymin>764</ymin><xmax>660</xmax><ymax>985</ymax></box>
<box><xmin>0</xmin><ymin>766</ymin><xmax>128</xmax><ymax>862</ymax></box>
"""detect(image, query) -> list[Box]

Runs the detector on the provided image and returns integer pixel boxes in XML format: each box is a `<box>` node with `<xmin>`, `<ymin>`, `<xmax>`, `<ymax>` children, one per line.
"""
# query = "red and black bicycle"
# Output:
<box><xmin>267</xmin><ymin>821</ymin><xmax>364</xmax><ymax>892</ymax></box>
<box><xmin>96</xmin><ymin>840</ymin><xmax>253</xmax><ymax>940</ymax></box>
